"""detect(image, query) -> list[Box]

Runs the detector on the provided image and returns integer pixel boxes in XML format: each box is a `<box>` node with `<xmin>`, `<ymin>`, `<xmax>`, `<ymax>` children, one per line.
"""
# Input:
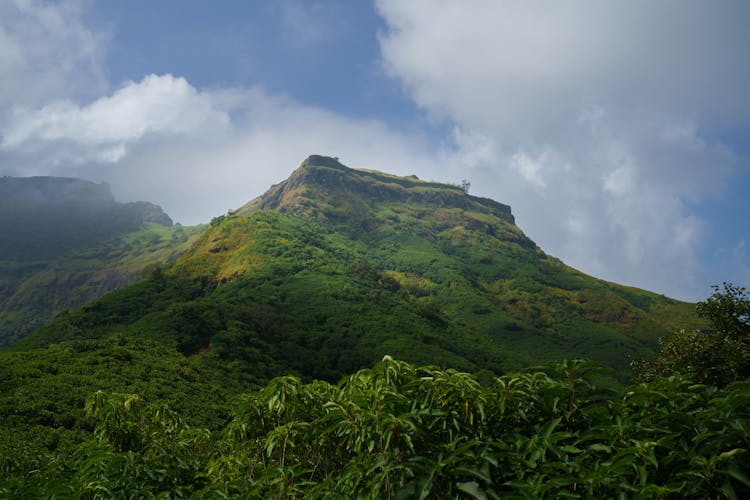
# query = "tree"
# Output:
<box><xmin>696</xmin><ymin>282</ymin><xmax>750</xmax><ymax>339</ymax></box>
<box><xmin>634</xmin><ymin>282</ymin><xmax>750</xmax><ymax>386</ymax></box>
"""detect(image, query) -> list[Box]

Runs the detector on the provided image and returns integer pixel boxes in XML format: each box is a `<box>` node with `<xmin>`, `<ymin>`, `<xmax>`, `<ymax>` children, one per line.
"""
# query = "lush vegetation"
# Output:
<box><xmin>17</xmin><ymin>158</ymin><xmax>698</xmax><ymax>382</ymax></box>
<box><xmin>2</xmin><ymin>357</ymin><xmax>749</xmax><ymax>498</ymax></box>
<box><xmin>1</xmin><ymin>157</ymin><xmax>724</xmax><ymax>497</ymax></box>
<box><xmin>635</xmin><ymin>283</ymin><xmax>750</xmax><ymax>387</ymax></box>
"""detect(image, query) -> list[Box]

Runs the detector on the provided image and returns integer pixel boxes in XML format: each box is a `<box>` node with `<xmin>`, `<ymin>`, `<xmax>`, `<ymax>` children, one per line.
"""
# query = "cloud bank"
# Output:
<box><xmin>0</xmin><ymin>0</ymin><xmax>106</xmax><ymax>109</ymax></box>
<box><xmin>375</xmin><ymin>0</ymin><xmax>749</xmax><ymax>299</ymax></box>
<box><xmin>2</xmin><ymin>74</ymin><xmax>230</xmax><ymax>163</ymax></box>
<box><xmin>1</xmin><ymin>72</ymin><xmax>439</xmax><ymax>226</ymax></box>
<box><xmin>0</xmin><ymin>3</ymin><xmax>438</xmax><ymax>225</ymax></box>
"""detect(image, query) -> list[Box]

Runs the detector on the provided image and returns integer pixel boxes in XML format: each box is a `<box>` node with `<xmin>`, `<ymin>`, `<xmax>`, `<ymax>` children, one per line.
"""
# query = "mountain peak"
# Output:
<box><xmin>237</xmin><ymin>155</ymin><xmax>515</xmax><ymax>226</ymax></box>
<box><xmin>301</xmin><ymin>154</ymin><xmax>348</xmax><ymax>170</ymax></box>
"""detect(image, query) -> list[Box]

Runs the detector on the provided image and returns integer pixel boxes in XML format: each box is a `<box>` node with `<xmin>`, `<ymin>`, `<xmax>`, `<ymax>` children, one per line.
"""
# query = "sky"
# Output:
<box><xmin>0</xmin><ymin>0</ymin><xmax>748</xmax><ymax>301</ymax></box>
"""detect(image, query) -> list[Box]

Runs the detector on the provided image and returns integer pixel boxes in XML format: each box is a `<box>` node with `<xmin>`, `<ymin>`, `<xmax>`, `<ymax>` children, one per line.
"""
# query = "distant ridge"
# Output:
<box><xmin>0</xmin><ymin>175</ymin><xmax>199</xmax><ymax>345</ymax></box>
<box><xmin>0</xmin><ymin>176</ymin><xmax>114</xmax><ymax>205</ymax></box>
<box><xmin>0</xmin><ymin>176</ymin><xmax>173</xmax><ymax>261</ymax></box>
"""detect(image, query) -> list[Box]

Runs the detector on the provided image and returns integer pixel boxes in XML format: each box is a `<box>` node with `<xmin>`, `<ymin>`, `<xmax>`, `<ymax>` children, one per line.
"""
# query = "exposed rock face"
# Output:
<box><xmin>239</xmin><ymin>155</ymin><xmax>515</xmax><ymax>224</ymax></box>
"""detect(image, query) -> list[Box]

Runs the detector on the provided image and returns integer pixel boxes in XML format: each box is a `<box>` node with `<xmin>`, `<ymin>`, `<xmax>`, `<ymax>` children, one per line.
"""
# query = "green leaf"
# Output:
<box><xmin>454</xmin><ymin>466</ymin><xmax>492</xmax><ymax>484</ymax></box>
<box><xmin>541</xmin><ymin>417</ymin><xmax>562</xmax><ymax>440</ymax></box>
<box><xmin>456</xmin><ymin>481</ymin><xmax>487</xmax><ymax>500</ymax></box>
<box><xmin>588</xmin><ymin>443</ymin><xmax>612</xmax><ymax>453</ymax></box>
<box><xmin>719</xmin><ymin>480</ymin><xmax>739</xmax><ymax>500</ymax></box>
<box><xmin>559</xmin><ymin>445</ymin><xmax>582</xmax><ymax>454</ymax></box>
<box><xmin>721</xmin><ymin>464</ymin><xmax>750</xmax><ymax>487</ymax></box>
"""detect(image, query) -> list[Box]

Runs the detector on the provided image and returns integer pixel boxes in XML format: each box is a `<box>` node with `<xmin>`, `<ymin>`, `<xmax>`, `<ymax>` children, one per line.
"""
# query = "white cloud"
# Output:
<box><xmin>0</xmin><ymin>0</ymin><xmax>107</xmax><ymax>109</ymax></box>
<box><xmin>377</xmin><ymin>0</ymin><xmax>750</xmax><ymax>136</ymax></box>
<box><xmin>0</xmin><ymin>0</ymin><xmax>439</xmax><ymax>225</ymax></box>
<box><xmin>376</xmin><ymin>0</ymin><xmax>748</xmax><ymax>300</ymax></box>
<box><xmin>1</xmin><ymin>71</ymin><xmax>440</xmax><ymax>224</ymax></box>
<box><xmin>602</xmin><ymin>167</ymin><xmax>633</xmax><ymax>196</ymax></box>
<box><xmin>0</xmin><ymin>0</ymin><xmax>439</xmax><ymax>226</ymax></box>
<box><xmin>510</xmin><ymin>152</ymin><xmax>546</xmax><ymax>188</ymax></box>
<box><xmin>2</xmin><ymin>74</ymin><xmax>231</xmax><ymax>163</ymax></box>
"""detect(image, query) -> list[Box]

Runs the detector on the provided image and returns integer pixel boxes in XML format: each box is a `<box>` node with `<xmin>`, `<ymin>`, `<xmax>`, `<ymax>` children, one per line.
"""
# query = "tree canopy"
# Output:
<box><xmin>634</xmin><ymin>282</ymin><xmax>750</xmax><ymax>386</ymax></box>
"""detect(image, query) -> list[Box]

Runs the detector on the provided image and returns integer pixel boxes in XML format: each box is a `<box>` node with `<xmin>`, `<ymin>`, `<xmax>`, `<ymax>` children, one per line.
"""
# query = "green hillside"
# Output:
<box><xmin>18</xmin><ymin>156</ymin><xmax>697</xmax><ymax>380</ymax></box>
<box><xmin>0</xmin><ymin>176</ymin><xmax>203</xmax><ymax>345</ymax></box>
<box><xmin>0</xmin><ymin>155</ymin><xmax>714</xmax><ymax>496</ymax></box>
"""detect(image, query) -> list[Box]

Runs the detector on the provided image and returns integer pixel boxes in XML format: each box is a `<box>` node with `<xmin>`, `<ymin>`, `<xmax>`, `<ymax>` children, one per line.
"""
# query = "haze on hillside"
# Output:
<box><xmin>0</xmin><ymin>176</ymin><xmax>199</xmax><ymax>345</ymax></box>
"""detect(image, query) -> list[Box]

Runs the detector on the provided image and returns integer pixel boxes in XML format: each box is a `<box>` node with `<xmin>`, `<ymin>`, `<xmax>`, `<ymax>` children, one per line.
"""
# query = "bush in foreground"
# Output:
<box><xmin>2</xmin><ymin>356</ymin><xmax>749</xmax><ymax>498</ymax></box>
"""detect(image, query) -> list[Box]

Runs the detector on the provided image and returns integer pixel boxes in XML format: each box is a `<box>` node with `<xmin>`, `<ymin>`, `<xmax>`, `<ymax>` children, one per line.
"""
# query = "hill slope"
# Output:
<box><xmin>0</xmin><ymin>176</ymin><xmax>202</xmax><ymax>345</ymax></box>
<box><xmin>18</xmin><ymin>156</ymin><xmax>698</xmax><ymax>380</ymax></box>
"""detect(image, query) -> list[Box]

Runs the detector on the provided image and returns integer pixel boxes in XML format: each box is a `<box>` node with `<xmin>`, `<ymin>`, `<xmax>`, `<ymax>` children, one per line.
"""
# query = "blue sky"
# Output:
<box><xmin>0</xmin><ymin>0</ymin><xmax>748</xmax><ymax>301</ymax></box>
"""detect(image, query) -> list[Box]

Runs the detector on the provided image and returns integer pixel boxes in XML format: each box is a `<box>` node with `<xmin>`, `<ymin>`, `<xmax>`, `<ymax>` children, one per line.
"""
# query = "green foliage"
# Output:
<box><xmin>697</xmin><ymin>282</ymin><xmax>750</xmax><ymax>339</ymax></box>
<box><xmin>634</xmin><ymin>329</ymin><xmax>750</xmax><ymax>387</ymax></box>
<box><xmin>0</xmin><ymin>158</ymin><xmax>713</xmax><ymax>496</ymax></box>
<box><xmin>3</xmin><ymin>339</ymin><xmax>222</xmax><ymax>411</ymax></box>
<box><xmin>3</xmin><ymin>358</ymin><xmax>749</xmax><ymax>498</ymax></box>
<box><xmin>635</xmin><ymin>283</ymin><xmax>750</xmax><ymax>386</ymax></box>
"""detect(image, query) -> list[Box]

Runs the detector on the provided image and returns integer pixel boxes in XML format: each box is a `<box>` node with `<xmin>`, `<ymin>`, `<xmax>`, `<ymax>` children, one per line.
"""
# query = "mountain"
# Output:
<box><xmin>0</xmin><ymin>176</ymin><xmax>202</xmax><ymax>345</ymax></box>
<box><xmin>16</xmin><ymin>156</ymin><xmax>698</xmax><ymax>380</ymax></box>
<box><xmin>0</xmin><ymin>156</ymin><xmax>705</xmax><ymax>490</ymax></box>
